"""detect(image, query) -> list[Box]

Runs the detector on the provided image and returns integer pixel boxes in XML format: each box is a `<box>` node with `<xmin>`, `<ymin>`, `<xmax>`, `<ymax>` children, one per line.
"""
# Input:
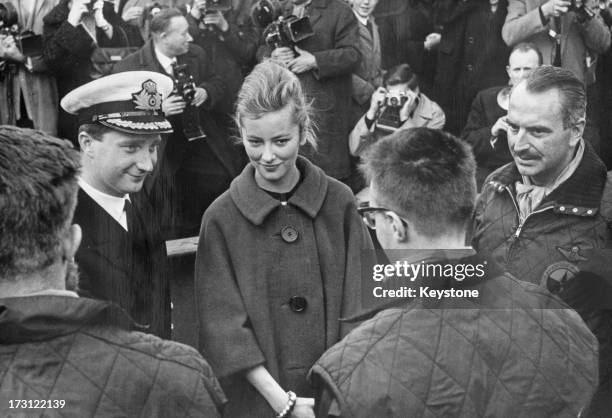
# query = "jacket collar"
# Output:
<box><xmin>0</xmin><ymin>296</ymin><xmax>131</xmax><ymax>344</ymax></box>
<box><xmin>43</xmin><ymin>0</ymin><xmax>69</xmax><ymax>25</ymax></box>
<box><xmin>487</xmin><ymin>140</ymin><xmax>607</xmax><ymax>210</ymax></box>
<box><xmin>229</xmin><ymin>156</ymin><xmax>328</xmax><ymax>225</ymax></box>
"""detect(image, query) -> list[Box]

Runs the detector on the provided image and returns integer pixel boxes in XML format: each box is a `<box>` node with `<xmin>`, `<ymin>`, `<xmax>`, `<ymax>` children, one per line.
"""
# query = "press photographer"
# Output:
<box><xmin>187</xmin><ymin>0</ymin><xmax>258</xmax><ymax>115</ymax></box>
<box><xmin>0</xmin><ymin>0</ymin><xmax>57</xmax><ymax>134</ymax></box>
<box><xmin>112</xmin><ymin>7</ymin><xmax>244</xmax><ymax>238</ymax></box>
<box><xmin>43</xmin><ymin>0</ymin><xmax>142</xmax><ymax>141</ymax></box>
<box><xmin>503</xmin><ymin>0</ymin><xmax>610</xmax><ymax>84</ymax></box>
<box><xmin>255</xmin><ymin>0</ymin><xmax>360</xmax><ymax>185</ymax></box>
<box><xmin>349</xmin><ymin>63</ymin><xmax>445</xmax><ymax>159</ymax></box>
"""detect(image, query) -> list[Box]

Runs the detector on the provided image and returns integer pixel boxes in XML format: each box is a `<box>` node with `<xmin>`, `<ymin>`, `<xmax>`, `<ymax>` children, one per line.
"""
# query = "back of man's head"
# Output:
<box><xmin>362</xmin><ymin>127</ymin><xmax>476</xmax><ymax>238</ymax></box>
<box><xmin>0</xmin><ymin>126</ymin><xmax>80</xmax><ymax>281</ymax></box>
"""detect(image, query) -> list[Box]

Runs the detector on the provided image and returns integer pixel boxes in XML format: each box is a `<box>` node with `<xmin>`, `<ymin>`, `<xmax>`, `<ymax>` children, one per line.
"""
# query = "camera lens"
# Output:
<box><xmin>389</xmin><ymin>97</ymin><xmax>398</xmax><ymax>106</ymax></box>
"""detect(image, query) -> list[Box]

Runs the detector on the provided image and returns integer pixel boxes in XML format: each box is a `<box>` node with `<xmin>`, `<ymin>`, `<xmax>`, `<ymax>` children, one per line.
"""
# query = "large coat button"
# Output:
<box><xmin>289</xmin><ymin>296</ymin><xmax>308</xmax><ymax>312</ymax></box>
<box><xmin>281</xmin><ymin>226</ymin><xmax>299</xmax><ymax>243</ymax></box>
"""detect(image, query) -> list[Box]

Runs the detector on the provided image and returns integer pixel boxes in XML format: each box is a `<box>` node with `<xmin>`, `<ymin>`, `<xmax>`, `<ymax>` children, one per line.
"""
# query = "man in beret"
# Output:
<box><xmin>61</xmin><ymin>70</ymin><xmax>174</xmax><ymax>338</ymax></box>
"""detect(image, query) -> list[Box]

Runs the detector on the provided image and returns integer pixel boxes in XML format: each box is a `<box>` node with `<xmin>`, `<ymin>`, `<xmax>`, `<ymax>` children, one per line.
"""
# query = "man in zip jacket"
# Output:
<box><xmin>472</xmin><ymin>64</ymin><xmax>612</xmax><ymax>416</ymax></box>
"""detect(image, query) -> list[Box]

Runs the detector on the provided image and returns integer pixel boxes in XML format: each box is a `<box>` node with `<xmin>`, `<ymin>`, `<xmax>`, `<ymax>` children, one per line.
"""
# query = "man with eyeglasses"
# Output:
<box><xmin>472</xmin><ymin>64</ymin><xmax>612</xmax><ymax>415</ymax></box>
<box><xmin>309</xmin><ymin>126</ymin><xmax>599</xmax><ymax>417</ymax></box>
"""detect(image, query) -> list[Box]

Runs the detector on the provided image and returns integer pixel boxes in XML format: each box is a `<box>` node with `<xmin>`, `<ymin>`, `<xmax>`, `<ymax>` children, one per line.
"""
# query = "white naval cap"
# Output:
<box><xmin>61</xmin><ymin>71</ymin><xmax>174</xmax><ymax>134</ymax></box>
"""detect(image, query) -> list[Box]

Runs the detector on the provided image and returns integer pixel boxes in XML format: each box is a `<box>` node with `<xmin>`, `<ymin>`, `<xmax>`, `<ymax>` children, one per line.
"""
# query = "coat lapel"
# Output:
<box><xmin>307</xmin><ymin>0</ymin><xmax>328</xmax><ymax>27</ymax></box>
<box><xmin>75</xmin><ymin>189</ymin><xmax>132</xmax><ymax>276</ymax></box>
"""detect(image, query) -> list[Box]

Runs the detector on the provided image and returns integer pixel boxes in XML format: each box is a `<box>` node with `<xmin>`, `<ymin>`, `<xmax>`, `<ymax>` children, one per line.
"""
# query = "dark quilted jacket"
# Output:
<box><xmin>0</xmin><ymin>296</ymin><xmax>226</xmax><ymax>417</ymax></box>
<box><xmin>310</xmin><ymin>255</ymin><xmax>599</xmax><ymax>417</ymax></box>
<box><xmin>472</xmin><ymin>141</ymin><xmax>612</xmax><ymax>414</ymax></box>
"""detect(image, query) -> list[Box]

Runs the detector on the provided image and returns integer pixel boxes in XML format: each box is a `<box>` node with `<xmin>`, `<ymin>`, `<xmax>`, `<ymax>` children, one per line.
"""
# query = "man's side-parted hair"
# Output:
<box><xmin>150</xmin><ymin>8</ymin><xmax>184</xmax><ymax>34</ymax></box>
<box><xmin>235</xmin><ymin>60</ymin><xmax>317</xmax><ymax>149</ymax></box>
<box><xmin>383</xmin><ymin>63</ymin><xmax>419</xmax><ymax>91</ymax></box>
<box><xmin>362</xmin><ymin>127</ymin><xmax>476</xmax><ymax>237</ymax></box>
<box><xmin>517</xmin><ymin>65</ymin><xmax>586</xmax><ymax>129</ymax></box>
<box><xmin>0</xmin><ymin>126</ymin><xmax>81</xmax><ymax>280</ymax></box>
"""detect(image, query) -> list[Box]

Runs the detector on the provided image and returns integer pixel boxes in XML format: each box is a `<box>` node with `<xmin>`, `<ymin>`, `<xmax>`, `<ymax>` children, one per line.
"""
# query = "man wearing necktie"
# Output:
<box><xmin>472</xmin><ymin>65</ymin><xmax>612</xmax><ymax>415</ymax></box>
<box><xmin>61</xmin><ymin>70</ymin><xmax>174</xmax><ymax>339</ymax></box>
<box><xmin>113</xmin><ymin>7</ymin><xmax>245</xmax><ymax>238</ymax></box>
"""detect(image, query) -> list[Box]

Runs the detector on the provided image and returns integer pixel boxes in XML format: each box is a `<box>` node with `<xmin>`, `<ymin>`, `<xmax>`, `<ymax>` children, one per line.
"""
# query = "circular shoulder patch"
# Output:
<box><xmin>540</xmin><ymin>261</ymin><xmax>580</xmax><ymax>294</ymax></box>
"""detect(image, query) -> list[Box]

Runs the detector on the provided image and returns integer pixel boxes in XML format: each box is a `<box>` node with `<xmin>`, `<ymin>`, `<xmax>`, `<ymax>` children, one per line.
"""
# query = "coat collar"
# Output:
<box><xmin>308</xmin><ymin>0</ymin><xmax>330</xmax><ymax>27</ymax></box>
<box><xmin>43</xmin><ymin>0</ymin><xmax>69</xmax><ymax>25</ymax></box>
<box><xmin>487</xmin><ymin>140</ymin><xmax>607</xmax><ymax>210</ymax></box>
<box><xmin>0</xmin><ymin>296</ymin><xmax>131</xmax><ymax>344</ymax></box>
<box><xmin>229</xmin><ymin>156</ymin><xmax>328</xmax><ymax>225</ymax></box>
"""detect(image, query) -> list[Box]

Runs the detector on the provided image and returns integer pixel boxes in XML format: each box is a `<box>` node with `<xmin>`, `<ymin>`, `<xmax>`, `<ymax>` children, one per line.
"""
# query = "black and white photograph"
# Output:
<box><xmin>1</xmin><ymin>0</ymin><xmax>612</xmax><ymax>417</ymax></box>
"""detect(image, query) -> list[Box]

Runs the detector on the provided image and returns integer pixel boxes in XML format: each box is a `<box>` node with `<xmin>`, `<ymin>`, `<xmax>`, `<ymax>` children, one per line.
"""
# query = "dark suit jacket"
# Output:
<box><xmin>73</xmin><ymin>189</ymin><xmax>170</xmax><ymax>339</ymax></box>
<box><xmin>112</xmin><ymin>40</ymin><xmax>243</xmax><ymax>178</ymax></box>
<box><xmin>461</xmin><ymin>85</ymin><xmax>510</xmax><ymax>189</ymax></box>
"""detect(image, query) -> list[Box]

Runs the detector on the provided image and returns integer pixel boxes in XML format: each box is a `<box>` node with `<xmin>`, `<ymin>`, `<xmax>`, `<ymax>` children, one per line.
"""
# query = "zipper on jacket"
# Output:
<box><xmin>502</xmin><ymin>185</ymin><xmax>554</xmax><ymax>255</ymax></box>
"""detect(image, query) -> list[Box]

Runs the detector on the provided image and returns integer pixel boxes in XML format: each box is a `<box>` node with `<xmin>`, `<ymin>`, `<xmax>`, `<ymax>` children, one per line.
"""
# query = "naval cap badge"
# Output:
<box><xmin>132</xmin><ymin>79</ymin><xmax>163</xmax><ymax>111</ymax></box>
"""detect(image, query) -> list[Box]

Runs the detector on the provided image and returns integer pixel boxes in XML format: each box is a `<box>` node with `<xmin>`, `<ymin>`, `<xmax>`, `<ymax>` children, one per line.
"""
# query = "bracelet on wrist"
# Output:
<box><xmin>276</xmin><ymin>391</ymin><xmax>297</xmax><ymax>418</ymax></box>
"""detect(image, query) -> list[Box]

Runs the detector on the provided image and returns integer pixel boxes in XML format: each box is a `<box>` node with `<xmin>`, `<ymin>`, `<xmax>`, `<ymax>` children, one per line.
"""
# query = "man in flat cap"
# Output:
<box><xmin>61</xmin><ymin>70</ymin><xmax>174</xmax><ymax>338</ymax></box>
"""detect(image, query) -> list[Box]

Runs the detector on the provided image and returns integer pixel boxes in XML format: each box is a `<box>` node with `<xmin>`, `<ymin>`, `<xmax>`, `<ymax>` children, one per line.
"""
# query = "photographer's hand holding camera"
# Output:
<box><xmin>0</xmin><ymin>33</ymin><xmax>24</xmax><ymax>63</ymax></box>
<box><xmin>349</xmin><ymin>64</ymin><xmax>445</xmax><ymax>157</ymax></box>
<box><xmin>162</xmin><ymin>86</ymin><xmax>208</xmax><ymax>116</ymax></box>
<box><xmin>190</xmin><ymin>0</ymin><xmax>229</xmax><ymax>32</ymax></box>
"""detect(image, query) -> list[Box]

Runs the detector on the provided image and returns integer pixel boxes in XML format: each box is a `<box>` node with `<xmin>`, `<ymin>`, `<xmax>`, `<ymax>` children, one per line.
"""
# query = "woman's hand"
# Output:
<box><xmin>290</xmin><ymin>397</ymin><xmax>315</xmax><ymax>418</ymax></box>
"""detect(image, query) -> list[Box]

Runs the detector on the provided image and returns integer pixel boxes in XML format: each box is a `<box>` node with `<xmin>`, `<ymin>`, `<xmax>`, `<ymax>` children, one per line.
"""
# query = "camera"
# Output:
<box><xmin>251</xmin><ymin>0</ymin><xmax>314</xmax><ymax>52</ymax></box>
<box><xmin>199</xmin><ymin>0</ymin><xmax>232</xmax><ymax>14</ymax></box>
<box><xmin>377</xmin><ymin>90</ymin><xmax>416</xmax><ymax>133</ymax></box>
<box><xmin>173</xmin><ymin>63</ymin><xmax>197</xmax><ymax>103</ymax></box>
<box><xmin>0</xmin><ymin>3</ymin><xmax>43</xmax><ymax>59</ymax></box>
<box><xmin>172</xmin><ymin>63</ymin><xmax>207</xmax><ymax>141</ymax></box>
<box><xmin>385</xmin><ymin>91</ymin><xmax>408</xmax><ymax>108</ymax></box>
<box><xmin>569</xmin><ymin>0</ymin><xmax>596</xmax><ymax>20</ymax></box>
<box><xmin>0</xmin><ymin>2</ymin><xmax>18</xmax><ymax>36</ymax></box>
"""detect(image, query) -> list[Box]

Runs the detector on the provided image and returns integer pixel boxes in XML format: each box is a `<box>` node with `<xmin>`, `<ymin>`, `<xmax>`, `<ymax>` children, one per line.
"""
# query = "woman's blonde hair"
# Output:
<box><xmin>235</xmin><ymin>60</ymin><xmax>317</xmax><ymax>149</ymax></box>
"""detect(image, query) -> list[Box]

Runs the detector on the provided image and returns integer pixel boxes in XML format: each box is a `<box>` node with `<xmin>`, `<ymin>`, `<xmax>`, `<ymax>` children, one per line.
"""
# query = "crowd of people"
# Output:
<box><xmin>2</xmin><ymin>0</ymin><xmax>612</xmax><ymax>417</ymax></box>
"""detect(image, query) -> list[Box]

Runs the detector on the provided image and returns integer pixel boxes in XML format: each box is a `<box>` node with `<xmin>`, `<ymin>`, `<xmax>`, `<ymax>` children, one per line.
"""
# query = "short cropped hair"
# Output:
<box><xmin>383</xmin><ymin>63</ymin><xmax>419</xmax><ymax>91</ymax></box>
<box><xmin>517</xmin><ymin>65</ymin><xmax>586</xmax><ymax>129</ymax></box>
<box><xmin>235</xmin><ymin>60</ymin><xmax>316</xmax><ymax>149</ymax></box>
<box><xmin>362</xmin><ymin>127</ymin><xmax>476</xmax><ymax>237</ymax></box>
<box><xmin>510</xmin><ymin>42</ymin><xmax>543</xmax><ymax>66</ymax></box>
<box><xmin>150</xmin><ymin>8</ymin><xmax>184</xmax><ymax>34</ymax></box>
<box><xmin>78</xmin><ymin>123</ymin><xmax>113</xmax><ymax>141</ymax></box>
<box><xmin>0</xmin><ymin>126</ymin><xmax>81</xmax><ymax>280</ymax></box>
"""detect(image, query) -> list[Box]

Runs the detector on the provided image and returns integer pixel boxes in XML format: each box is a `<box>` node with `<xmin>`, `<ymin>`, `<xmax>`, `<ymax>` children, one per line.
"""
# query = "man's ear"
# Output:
<box><xmin>61</xmin><ymin>224</ymin><xmax>82</xmax><ymax>261</ymax></box>
<box><xmin>388</xmin><ymin>212</ymin><xmax>409</xmax><ymax>244</ymax></box>
<box><xmin>569</xmin><ymin>117</ymin><xmax>586</xmax><ymax>147</ymax></box>
<box><xmin>78</xmin><ymin>131</ymin><xmax>96</xmax><ymax>158</ymax></box>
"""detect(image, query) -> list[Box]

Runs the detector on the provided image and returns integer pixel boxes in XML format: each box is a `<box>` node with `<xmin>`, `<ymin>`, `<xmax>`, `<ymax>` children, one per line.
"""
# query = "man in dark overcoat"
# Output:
<box><xmin>261</xmin><ymin>0</ymin><xmax>361</xmax><ymax>183</ymax></box>
<box><xmin>113</xmin><ymin>8</ymin><xmax>245</xmax><ymax>237</ymax></box>
<box><xmin>61</xmin><ymin>70</ymin><xmax>174</xmax><ymax>338</ymax></box>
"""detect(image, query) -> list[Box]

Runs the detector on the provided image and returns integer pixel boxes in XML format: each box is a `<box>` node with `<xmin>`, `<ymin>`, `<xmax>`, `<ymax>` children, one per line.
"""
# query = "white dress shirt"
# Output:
<box><xmin>155</xmin><ymin>47</ymin><xmax>177</xmax><ymax>75</ymax></box>
<box><xmin>78</xmin><ymin>178</ymin><xmax>130</xmax><ymax>231</ymax></box>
